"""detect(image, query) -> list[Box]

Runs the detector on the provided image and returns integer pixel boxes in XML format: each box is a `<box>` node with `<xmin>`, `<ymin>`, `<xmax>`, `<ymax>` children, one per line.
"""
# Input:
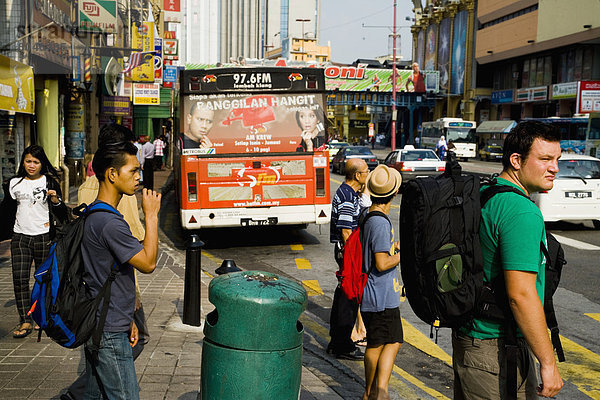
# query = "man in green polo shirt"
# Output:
<box><xmin>453</xmin><ymin>121</ymin><xmax>564</xmax><ymax>399</ymax></box>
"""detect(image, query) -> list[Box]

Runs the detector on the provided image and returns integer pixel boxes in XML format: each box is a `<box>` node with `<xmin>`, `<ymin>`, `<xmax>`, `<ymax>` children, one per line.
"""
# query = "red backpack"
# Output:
<box><xmin>337</xmin><ymin>211</ymin><xmax>390</xmax><ymax>303</ymax></box>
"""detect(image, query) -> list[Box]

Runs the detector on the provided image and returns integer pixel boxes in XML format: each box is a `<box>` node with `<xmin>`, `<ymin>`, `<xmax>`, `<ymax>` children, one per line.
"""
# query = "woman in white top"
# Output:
<box><xmin>0</xmin><ymin>145</ymin><xmax>69</xmax><ymax>338</ymax></box>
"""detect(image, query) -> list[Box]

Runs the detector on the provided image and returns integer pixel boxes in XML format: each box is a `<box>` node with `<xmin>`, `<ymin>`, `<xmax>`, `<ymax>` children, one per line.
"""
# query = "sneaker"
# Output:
<box><xmin>335</xmin><ymin>348</ymin><xmax>364</xmax><ymax>360</ymax></box>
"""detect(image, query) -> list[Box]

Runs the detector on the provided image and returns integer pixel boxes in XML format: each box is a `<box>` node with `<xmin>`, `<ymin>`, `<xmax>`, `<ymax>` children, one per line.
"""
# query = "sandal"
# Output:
<box><xmin>13</xmin><ymin>324</ymin><xmax>33</xmax><ymax>339</ymax></box>
<box><xmin>354</xmin><ymin>338</ymin><xmax>367</xmax><ymax>346</ymax></box>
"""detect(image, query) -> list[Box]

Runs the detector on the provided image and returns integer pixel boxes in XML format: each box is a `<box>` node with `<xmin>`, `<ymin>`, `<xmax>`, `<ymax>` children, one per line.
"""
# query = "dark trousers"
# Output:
<box><xmin>328</xmin><ymin>286</ymin><xmax>359</xmax><ymax>354</ymax></box>
<box><xmin>154</xmin><ymin>155</ymin><xmax>163</xmax><ymax>170</ymax></box>
<box><xmin>328</xmin><ymin>244</ymin><xmax>358</xmax><ymax>354</ymax></box>
<box><xmin>11</xmin><ymin>232</ymin><xmax>50</xmax><ymax>324</ymax></box>
<box><xmin>143</xmin><ymin>157</ymin><xmax>154</xmax><ymax>190</ymax></box>
<box><xmin>66</xmin><ymin>306</ymin><xmax>149</xmax><ymax>399</ymax></box>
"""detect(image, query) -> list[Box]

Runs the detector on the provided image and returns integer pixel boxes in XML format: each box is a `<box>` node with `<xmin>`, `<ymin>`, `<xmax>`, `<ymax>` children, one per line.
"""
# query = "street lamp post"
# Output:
<box><xmin>296</xmin><ymin>18</ymin><xmax>310</xmax><ymax>60</ymax></box>
<box><xmin>391</xmin><ymin>0</ymin><xmax>398</xmax><ymax>151</ymax></box>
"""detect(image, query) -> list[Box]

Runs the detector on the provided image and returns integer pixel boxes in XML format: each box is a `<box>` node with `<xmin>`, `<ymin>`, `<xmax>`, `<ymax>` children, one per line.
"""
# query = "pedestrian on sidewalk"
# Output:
<box><xmin>360</xmin><ymin>165</ymin><xmax>403</xmax><ymax>400</ymax></box>
<box><xmin>62</xmin><ymin>123</ymin><xmax>149</xmax><ymax>400</ymax></box>
<box><xmin>141</xmin><ymin>136</ymin><xmax>155</xmax><ymax>190</ymax></box>
<box><xmin>327</xmin><ymin>158</ymin><xmax>369</xmax><ymax>360</ymax></box>
<box><xmin>0</xmin><ymin>145</ymin><xmax>69</xmax><ymax>338</ymax></box>
<box><xmin>453</xmin><ymin>121</ymin><xmax>563</xmax><ymax>399</ymax></box>
<box><xmin>81</xmin><ymin>141</ymin><xmax>160</xmax><ymax>399</ymax></box>
<box><xmin>153</xmin><ymin>135</ymin><xmax>166</xmax><ymax>170</ymax></box>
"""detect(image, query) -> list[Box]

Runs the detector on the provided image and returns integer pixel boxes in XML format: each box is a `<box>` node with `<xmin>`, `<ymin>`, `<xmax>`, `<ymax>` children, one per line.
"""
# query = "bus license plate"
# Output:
<box><xmin>565</xmin><ymin>191</ymin><xmax>591</xmax><ymax>199</ymax></box>
<box><xmin>241</xmin><ymin>217</ymin><xmax>278</xmax><ymax>226</ymax></box>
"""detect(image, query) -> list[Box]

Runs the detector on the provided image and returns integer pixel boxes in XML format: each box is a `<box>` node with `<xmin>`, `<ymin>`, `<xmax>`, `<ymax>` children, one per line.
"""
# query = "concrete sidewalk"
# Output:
<box><xmin>0</xmin><ymin>168</ymin><xmax>342</xmax><ymax>399</ymax></box>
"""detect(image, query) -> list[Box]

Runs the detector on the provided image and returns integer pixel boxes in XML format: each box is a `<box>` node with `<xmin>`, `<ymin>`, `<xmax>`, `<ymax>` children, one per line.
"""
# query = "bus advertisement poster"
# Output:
<box><xmin>180</xmin><ymin>93</ymin><xmax>326</xmax><ymax>154</ymax></box>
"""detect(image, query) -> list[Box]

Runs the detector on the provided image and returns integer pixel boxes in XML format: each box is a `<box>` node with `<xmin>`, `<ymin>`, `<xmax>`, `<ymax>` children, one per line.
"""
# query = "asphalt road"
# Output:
<box><xmin>158</xmin><ymin>162</ymin><xmax>600</xmax><ymax>399</ymax></box>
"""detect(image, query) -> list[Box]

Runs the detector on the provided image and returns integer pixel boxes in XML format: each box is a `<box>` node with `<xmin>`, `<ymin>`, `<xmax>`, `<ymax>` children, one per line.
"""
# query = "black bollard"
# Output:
<box><xmin>183</xmin><ymin>234</ymin><xmax>204</xmax><ymax>326</ymax></box>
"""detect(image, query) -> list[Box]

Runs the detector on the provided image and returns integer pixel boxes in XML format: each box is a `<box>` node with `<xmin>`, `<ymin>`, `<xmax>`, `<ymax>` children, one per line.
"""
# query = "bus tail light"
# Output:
<box><xmin>188</xmin><ymin>172</ymin><xmax>198</xmax><ymax>202</ymax></box>
<box><xmin>316</xmin><ymin>168</ymin><xmax>326</xmax><ymax>197</ymax></box>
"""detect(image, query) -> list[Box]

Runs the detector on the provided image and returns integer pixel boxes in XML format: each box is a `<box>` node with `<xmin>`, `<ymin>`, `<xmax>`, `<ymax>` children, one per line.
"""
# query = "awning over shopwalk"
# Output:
<box><xmin>0</xmin><ymin>54</ymin><xmax>34</xmax><ymax>114</ymax></box>
<box><xmin>476</xmin><ymin>120</ymin><xmax>516</xmax><ymax>134</ymax></box>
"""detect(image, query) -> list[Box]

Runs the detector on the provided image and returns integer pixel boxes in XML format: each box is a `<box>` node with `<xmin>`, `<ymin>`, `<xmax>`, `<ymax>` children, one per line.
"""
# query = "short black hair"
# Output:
<box><xmin>98</xmin><ymin>123</ymin><xmax>136</xmax><ymax>148</ymax></box>
<box><xmin>502</xmin><ymin>121</ymin><xmax>561</xmax><ymax>170</ymax></box>
<box><xmin>371</xmin><ymin>192</ymin><xmax>396</xmax><ymax>205</ymax></box>
<box><xmin>93</xmin><ymin>142</ymin><xmax>138</xmax><ymax>182</ymax></box>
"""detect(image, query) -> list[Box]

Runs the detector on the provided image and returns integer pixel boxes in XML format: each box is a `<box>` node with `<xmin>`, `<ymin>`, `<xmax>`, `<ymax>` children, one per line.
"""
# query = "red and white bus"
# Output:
<box><xmin>176</xmin><ymin>67</ymin><xmax>331</xmax><ymax>229</ymax></box>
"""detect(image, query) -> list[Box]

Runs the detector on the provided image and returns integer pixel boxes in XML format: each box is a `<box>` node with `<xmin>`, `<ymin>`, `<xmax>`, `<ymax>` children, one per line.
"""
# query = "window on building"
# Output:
<box><xmin>583</xmin><ymin>47</ymin><xmax>594</xmax><ymax>80</ymax></box>
<box><xmin>522</xmin><ymin>59</ymin><xmax>529</xmax><ymax>88</ymax></box>
<box><xmin>574</xmin><ymin>48</ymin><xmax>583</xmax><ymax>81</ymax></box>
<box><xmin>281</xmin><ymin>0</ymin><xmax>289</xmax><ymax>39</ymax></box>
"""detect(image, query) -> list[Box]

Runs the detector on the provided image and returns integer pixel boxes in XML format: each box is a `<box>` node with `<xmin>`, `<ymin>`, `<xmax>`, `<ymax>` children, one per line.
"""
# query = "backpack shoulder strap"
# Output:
<box><xmin>84</xmin><ymin>202</ymin><xmax>122</xmax><ymax>218</ymax></box>
<box><xmin>480</xmin><ymin>181</ymin><xmax>532</xmax><ymax>208</ymax></box>
<box><xmin>359</xmin><ymin>211</ymin><xmax>392</xmax><ymax>274</ymax></box>
<box><xmin>359</xmin><ymin>210</ymin><xmax>390</xmax><ymax>230</ymax></box>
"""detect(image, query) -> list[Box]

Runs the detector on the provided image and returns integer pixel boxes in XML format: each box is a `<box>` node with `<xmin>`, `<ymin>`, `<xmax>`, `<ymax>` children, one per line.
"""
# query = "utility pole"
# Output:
<box><xmin>296</xmin><ymin>18</ymin><xmax>310</xmax><ymax>61</ymax></box>
<box><xmin>391</xmin><ymin>0</ymin><xmax>398</xmax><ymax>151</ymax></box>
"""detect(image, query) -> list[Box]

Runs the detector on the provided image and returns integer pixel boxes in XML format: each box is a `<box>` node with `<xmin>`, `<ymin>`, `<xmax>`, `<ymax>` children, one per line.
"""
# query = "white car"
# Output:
<box><xmin>383</xmin><ymin>146</ymin><xmax>446</xmax><ymax>182</ymax></box>
<box><xmin>531</xmin><ymin>154</ymin><xmax>600</xmax><ymax>228</ymax></box>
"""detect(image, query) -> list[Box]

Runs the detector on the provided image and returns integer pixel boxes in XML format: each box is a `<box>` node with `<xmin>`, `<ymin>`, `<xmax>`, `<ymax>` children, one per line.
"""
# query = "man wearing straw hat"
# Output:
<box><xmin>360</xmin><ymin>165</ymin><xmax>403</xmax><ymax>400</ymax></box>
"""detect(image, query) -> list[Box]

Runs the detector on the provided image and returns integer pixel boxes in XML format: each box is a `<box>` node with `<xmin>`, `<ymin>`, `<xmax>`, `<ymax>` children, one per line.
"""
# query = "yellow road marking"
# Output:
<box><xmin>330</xmin><ymin>177</ymin><xmax>342</xmax><ymax>185</ymax></box>
<box><xmin>299</xmin><ymin>315</ymin><xmax>450</xmax><ymax>399</ymax></box>
<box><xmin>290</xmin><ymin>244</ymin><xmax>304</xmax><ymax>251</ymax></box>
<box><xmin>302</xmin><ymin>280</ymin><xmax>324</xmax><ymax>296</ymax></box>
<box><xmin>393</xmin><ymin>365</ymin><xmax>451</xmax><ymax>399</ymax></box>
<box><xmin>402</xmin><ymin>319</ymin><xmax>452</xmax><ymax>366</ymax></box>
<box><xmin>556</xmin><ymin>334</ymin><xmax>600</xmax><ymax>399</ymax></box>
<box><xmin>202</xmin><ymin>250</ymin><xmax>223</xmax><ymax>266</ymax></box>
<box><xmin>296</xmin><ymin>258</ymin><xmax>312</xmax><ymax>269</ymax></box>
<box><xmin>585</xmin><ymin>313</ymin><xmax>600</xmax><ymax>323</ymax></box>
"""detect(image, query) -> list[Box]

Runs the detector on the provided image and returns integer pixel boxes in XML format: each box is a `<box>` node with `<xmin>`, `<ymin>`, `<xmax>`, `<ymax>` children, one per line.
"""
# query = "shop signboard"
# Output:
<box><xmin>551</xmin><ymin>82</ymin><xmax>577</xmax><ymax>100</ymax></box>
<box><xmin>531</xmin><ymin>86</ymin><xmax>548</xmax><ymax>101</ymax></box>
<box><xmin>576</xmin><ymin>81</ymin><xmax>600</xmax><ymax>114</ymax></box>
<box><xmin>491</xmin><ymin>89</ymin><xmax>513</xmax><ymax>104</ymax></box>
<box><xmin>0</xmin><ymin>55</ymin><xmax>35</xmax><ymax>114</ymax></box>
<box><xmin>101</xmin><ymin>96</ymin><xmax>131</xmax><ymax>116</ymax></box>
<box><xmin>133</xmin><ymin>83</ymin><xmax>160</xmax><ymax>105</ymax></box>
<box><xmin>163</xmin><ymin>0</ymin><xmax>180</xmax><ymax>12</ymax></box>
<box><xmin>78</xmin><ymin>0</ymin><xmax>117</xmax><ymax>33</ymax></box>
<box><xmin>154</xmin><ymin>38</ymin><xmax>163</xmax><ymax>83</ymax></box>
<box><xmin>163</xmin><ymin>38</ymin><xmax>179</xmax><ymax>60</ymax></box>
<box><xmin>323</xmin><ymin>66</ymin><xmax>438</xmax><ymax>93</ymax></box>
<box><xmin>31</xmin><ymin>27</ymin><xmax>71</xmax><ymax>70</ymax></box>
<box><xmin>515</xmin><ymin>86</ymin><xmax>548</xmax><ymax>103</ymax></box>
<box><xmin>164</xmin><ymin>65</ymin><xmax>178</xmax><ymax>83</ymax></box>
<box><xmin>130</xmin><ymin>21</ymin><xmax>155</xmax><ymax>82</ymax></box>
<box><xmin>66</xmin><ymin>103</ymin><xmax>85</xmax><ymax>159</ymax></box>
<box><xmin>515</xmin><ymin>88</ymin><xmax>531</xmax><ymax>102</ymax></box>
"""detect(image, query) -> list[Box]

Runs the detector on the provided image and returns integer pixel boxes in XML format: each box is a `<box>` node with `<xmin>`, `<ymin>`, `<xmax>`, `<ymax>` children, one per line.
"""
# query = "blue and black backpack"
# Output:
<box><xmin>28</xmin><ymin>202</ymin><xmax>120</xmax><ymax>352</ymax></box>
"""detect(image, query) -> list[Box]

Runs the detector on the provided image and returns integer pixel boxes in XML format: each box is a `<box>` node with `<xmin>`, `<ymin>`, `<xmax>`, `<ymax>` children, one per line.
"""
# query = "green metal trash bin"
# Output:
<box><xmin>201</xmin><ymin>270</ymin><xmax>307</xmax><ymax>400</ymax></box>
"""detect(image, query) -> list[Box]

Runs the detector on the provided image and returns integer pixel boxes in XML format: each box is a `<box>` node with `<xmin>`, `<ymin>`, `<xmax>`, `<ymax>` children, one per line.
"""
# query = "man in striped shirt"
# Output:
<box><xmin>153</xmin><ymin>136</ymin><xmax>166</xmax><ymax>170</ymax></box>
<box><xmin>327</xmin><ymin>158</ymin><xmax>369</xmax><ymax>360</ymax></box>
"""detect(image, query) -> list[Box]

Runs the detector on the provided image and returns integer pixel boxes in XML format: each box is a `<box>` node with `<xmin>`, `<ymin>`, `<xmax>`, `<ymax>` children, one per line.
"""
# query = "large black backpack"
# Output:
<box><xmin>29</xmin><ymin>202</ymin><xmax>120</xmax><ymax>352</ymax></box>
<box><xmin>400</xmin><ymin>158</ymin><xmax>483</xmax><ymax>334</ymax></box>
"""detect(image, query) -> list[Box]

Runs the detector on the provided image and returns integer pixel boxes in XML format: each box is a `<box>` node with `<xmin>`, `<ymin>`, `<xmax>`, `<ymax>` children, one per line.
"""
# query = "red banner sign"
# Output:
<box><xmin>163</xmin><ymin>0</ymin><xmax>180</xmax><ymax>12</ymax></box>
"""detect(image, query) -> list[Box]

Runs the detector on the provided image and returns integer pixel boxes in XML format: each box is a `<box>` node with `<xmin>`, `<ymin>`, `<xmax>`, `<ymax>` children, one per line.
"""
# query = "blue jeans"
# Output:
<box><xmin>84</xmin><ymin>332</ymin><xmax>139</xmax><ymax>400</ymax></box>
